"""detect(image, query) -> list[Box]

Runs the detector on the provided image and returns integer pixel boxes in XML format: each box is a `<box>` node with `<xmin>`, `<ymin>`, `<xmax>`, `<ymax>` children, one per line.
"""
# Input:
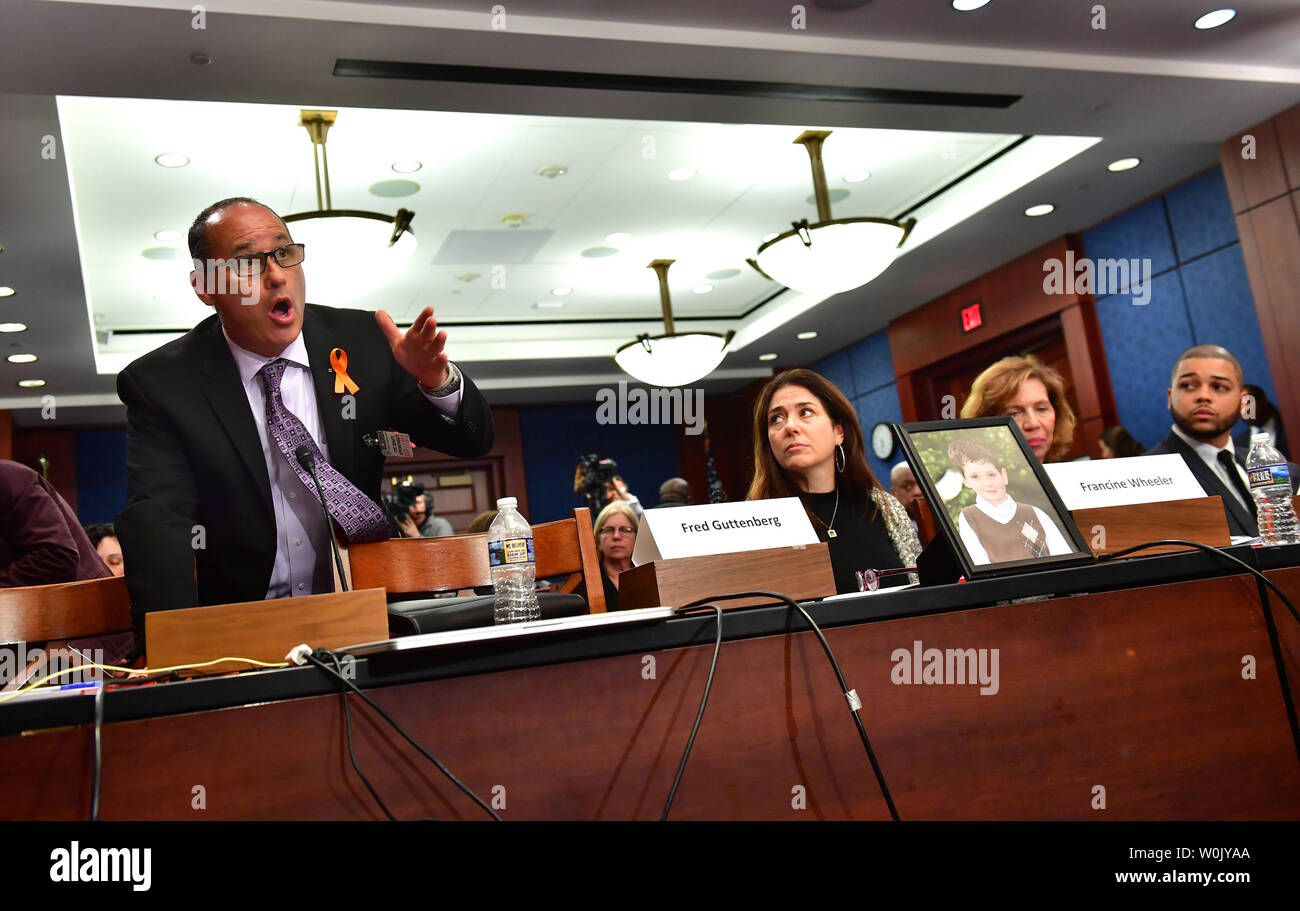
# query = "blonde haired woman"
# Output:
<box><xmin>593</xmin><ymin>501</ymin><xmax>638</xmax><ymax>611</ymax></box>
<box><xmin>961</xmin><ymin>356</ymin><xmax>1077</xmax><ymax>462</ymax></box>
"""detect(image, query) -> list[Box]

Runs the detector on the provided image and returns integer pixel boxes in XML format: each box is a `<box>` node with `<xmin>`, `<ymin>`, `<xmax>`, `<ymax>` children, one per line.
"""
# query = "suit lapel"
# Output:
<box><xmin>199</xmin><ymin>318</ymin><xmax>273</xmax><ymax>515</ymax></box>
<box><xmin>1166</xmin><ymin>432</ymin><xmax>1254</xmax><ymax>534</ymax></box>
<box><xmin>302</xmin><ymin>306</ymin><xmax>357</xmax><ymax>483</ymax></box>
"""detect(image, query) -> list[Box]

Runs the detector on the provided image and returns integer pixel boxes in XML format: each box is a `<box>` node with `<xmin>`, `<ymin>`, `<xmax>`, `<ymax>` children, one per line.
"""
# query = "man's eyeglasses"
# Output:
<box><xmin>227</xmin><ymin>243</ymin><xmax>306</xmax><ymax>278</ymax></box>
<box><xmin>855</xmin><ymin>566</ymin><xmax>917</xmax><ymax>592</ymax></box>
<box><xmin>599</xmin><ymin>525</ymin><xmax>636</xmax><ymax>537</ymax></box>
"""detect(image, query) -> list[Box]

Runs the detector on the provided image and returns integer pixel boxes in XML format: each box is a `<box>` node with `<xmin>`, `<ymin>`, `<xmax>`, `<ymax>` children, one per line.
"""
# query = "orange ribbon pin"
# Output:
<box><xmin>330</xmin><ymin>348</ymin><xmax>360</xmax><ymax>395</ymax></box>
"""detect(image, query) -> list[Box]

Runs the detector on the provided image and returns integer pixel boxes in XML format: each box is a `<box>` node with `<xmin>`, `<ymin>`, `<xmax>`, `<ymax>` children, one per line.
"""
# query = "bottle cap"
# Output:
<box><xmin>496</xmin><ymin>496</ymin><xmax>518</xmax><ymax>508</ymax></box>
<box><xmin>1254</xmin><ymin>433</ymin><xmax>1271</xmax><ymax>444</ymax></box>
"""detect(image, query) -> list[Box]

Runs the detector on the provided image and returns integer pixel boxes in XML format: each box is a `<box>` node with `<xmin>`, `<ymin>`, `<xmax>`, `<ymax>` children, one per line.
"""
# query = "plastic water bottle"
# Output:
<box><xmin>488</xmin><ymin>497</ymin><xmax>541</xmax><ymax>623</ymax></box>
<box><xmin>1246</xmin><ymin>434</ymin><xmax>1300</xmax><ymax>546</ymax></box>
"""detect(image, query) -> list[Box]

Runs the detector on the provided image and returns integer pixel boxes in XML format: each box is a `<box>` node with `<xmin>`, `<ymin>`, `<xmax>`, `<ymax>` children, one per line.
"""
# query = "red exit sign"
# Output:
<box><xmin>961</xmin><ymin>301</ymin><xmax>983</xmax><ymax>332</ymax></box>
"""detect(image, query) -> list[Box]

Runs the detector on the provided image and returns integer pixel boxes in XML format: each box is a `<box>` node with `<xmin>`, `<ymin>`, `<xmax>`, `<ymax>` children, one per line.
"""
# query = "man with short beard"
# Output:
<box><xmin>1146</xmin><ymin>344</ymin><xmax>1298</xmax><ymax>538</ymax></box>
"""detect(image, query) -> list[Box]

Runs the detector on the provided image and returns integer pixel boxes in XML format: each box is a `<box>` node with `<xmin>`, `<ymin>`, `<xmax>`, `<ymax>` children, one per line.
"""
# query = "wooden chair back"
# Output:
<box><xmin>349</xmin><ymin>507</ymin><xmax>607</xmax><ymax>612</ymax></box>
<box><xmin>0</xmin><ymin>575</ymin><xmax>132</xmax><ymax>645</ymax></box>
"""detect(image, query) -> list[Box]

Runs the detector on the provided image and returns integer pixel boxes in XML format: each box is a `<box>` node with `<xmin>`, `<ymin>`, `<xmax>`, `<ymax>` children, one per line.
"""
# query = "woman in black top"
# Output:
<box><xmin>747</xmin><ymin>369</ymin><xmax>920</xmax><ymax>594</ymax></box>
<box><xmin>594</xmin><ymin>501</ymin><xmax>638</xmax><ymax>611</ymax></box>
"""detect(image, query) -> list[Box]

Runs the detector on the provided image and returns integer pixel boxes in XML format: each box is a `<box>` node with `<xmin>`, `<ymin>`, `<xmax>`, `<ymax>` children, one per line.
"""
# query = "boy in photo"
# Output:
<box><xmin>947</xmin><ymin>438</ymin><xmax>1073</xmax><ymax>565</ymax></box>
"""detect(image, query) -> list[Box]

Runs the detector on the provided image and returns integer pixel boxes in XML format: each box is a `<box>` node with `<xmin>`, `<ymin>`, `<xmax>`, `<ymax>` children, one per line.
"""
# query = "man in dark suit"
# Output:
<box><xmin>115</xmin><ymin>198</ymin><xmax>493</xmax><ymax>623</ymax></box>
<box><xmin>1145</xmin><ymin>344</ymin><xmax>1297</xmax><ymax>538</ymax></box>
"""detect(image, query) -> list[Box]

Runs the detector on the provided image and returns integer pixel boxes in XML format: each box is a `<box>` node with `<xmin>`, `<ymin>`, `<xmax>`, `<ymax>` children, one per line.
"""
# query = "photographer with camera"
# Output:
<box><xmin>387</xmin><ymin>480</ymin><xmax>454</xmax><ymax>538</ymax></box>
<box><xmin>574</xmin><ymin>454</ymin><xmax>643</xmax><ymax>519</ymax></box>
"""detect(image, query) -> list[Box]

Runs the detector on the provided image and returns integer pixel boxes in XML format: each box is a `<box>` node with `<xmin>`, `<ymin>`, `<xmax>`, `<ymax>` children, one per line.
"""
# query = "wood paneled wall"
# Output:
<box><xmin>675</xmin><ymin>378</ymin><xmax>769</xmax><ymax>507</ymax></box>
<box><xmin>889</xmin><ymin>236</ymin><xmax>1116</xmax><ymax>458</ymax></box>
<box><xmin>1220</xmin><ymin>102</ymin><xmax>1300</xmax><ymax>453</ymax></box>
<box><xmin>388</xmin><ymin>406</ymin><xmax>531</xmax><ymax>520</ymax></box>
<box><xmin>11</xmin><ymin>428</ymin><xmax>78</xmax><ymax>515</ymax></box>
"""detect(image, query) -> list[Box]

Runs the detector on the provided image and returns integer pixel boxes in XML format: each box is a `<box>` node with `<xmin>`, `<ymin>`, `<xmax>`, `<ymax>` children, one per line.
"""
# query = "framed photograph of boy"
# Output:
<box><xmin>892</xmin><ymin>417</ymin><xmax>1093</xmax><ymax>579</ymax></box>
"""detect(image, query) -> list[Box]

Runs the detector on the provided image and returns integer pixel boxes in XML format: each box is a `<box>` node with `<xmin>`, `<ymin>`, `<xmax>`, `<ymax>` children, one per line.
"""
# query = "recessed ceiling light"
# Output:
<box><xmin>1107</xmin><ymin>157</ymin><xmax>1142</xmax><ymax>172</ymax></box>
<box><xmin>705</xmin><ymin>268</ymin><xmax>741</xmax><ymax>280</ymax></box>
<box><xmin>370</xmin><ymin>179</ymin><xmax>419</xmax><ymax>198</ymax></box>
<box><xmin>581</xmin><ymin>246</ymin><xmax>619</xmax><ymax>259</ymax></box>
<box><xmin>154</xmin><ymin>152</ymin><xmax>189</xmax><ymax>168</ymax></box>
<box><xmin>1024</xmin><ymin>204</ymin><xmax>1055</xmax><ymax>217</ymax></box>
<box><xmin>692</xmin><ymin>284</ymin><xmax>713</xmax><ymax>294</ymax></box>
<box><xmin>7</xmin><ymin>353</ymin><xmax>37</xmax><ymax>364</ymax></box>
<box><xmin>806</xmin><ymin>189</ymin><xmax>849</xmax><ymax>206</ymax></box>
<box><xmin>534</xmin><ymin>301</ymin><xmax>564</xmax><ymax>309</ymax></box>
<box><xmin>1194</xmin><ymin>8</ymin><xmax>1236</xmax><ymax>29</ymax></box>
<box><xmin>141</xmin><ymin>247</ymin><xmax>184</xmax><ymax>261</ymax></box>
<box><xmin>952</xmin><ymin>0</ymin><xmax>991</xmax><ymax>9</ymax></box>
<box><xmin>391</xmin><ymin>159</ymin><xmax>422</xmax><ymax>173</ymax></box>
<box><xmin>0</xmin><ymin>323</ymin><xmax>26</xmax><ymax>333</ymax></box>
<box><xmin>668</xmin><ymin>167</ymin><xmax>697</xmax><ymax>181</ymax></box>
<box><xmin>0</xmin><ymin>287</ymin><xmax>14</xmax><ymax>297</ymax></box>
<box><xmin>17</xmin><ymin>378</ymin><xmax>45</xmax><ymax>388</ymax></box>
<box><xmin>537</xmin><ymin>164</ymin><xmax>567</xmax><ymax>179</ymax></box>
<box><xmin>154</xmin><ymin>229</ymin><xmax>183</xmax><ymax>242</ymax></box>
<box><xmin>605</xmin><ymin>232</ymin><xmax>631</xmax><ymax>244</ymax></box>
<box><xmin>796</xmin><ymin>330</ymin><xmax>818</xmax><ymax>340</ymax></box>
<box><xmin>551</xmin><ymin>286</ymin><xmax>573</xmax><ymax>297</ymax></box>
<box><xmin>843</xmin><ymin>170</ymin><xmax>871</xmax><ymax>183</ymax></box>
<box><xmin>758</xmin><ymin>353</ymin><xmax>779</xmax><ymax>362</ymax></box>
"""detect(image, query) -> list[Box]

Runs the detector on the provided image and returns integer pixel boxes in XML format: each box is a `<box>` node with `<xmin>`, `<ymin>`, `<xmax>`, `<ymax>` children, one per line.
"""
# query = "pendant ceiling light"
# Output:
<box><xmin>749</xmin><ymin>130</ymin><xmax>916</xmax><ymax>295</ymax></box>
<box><xmin>614</xmin><ymin>259</ymin><xmax>733</xmax><ymax>387</ymax></box>
<box><xmin>283</xmin><ymin>110</ymin><xmax>417</xmax><ymax>304</ymax></box>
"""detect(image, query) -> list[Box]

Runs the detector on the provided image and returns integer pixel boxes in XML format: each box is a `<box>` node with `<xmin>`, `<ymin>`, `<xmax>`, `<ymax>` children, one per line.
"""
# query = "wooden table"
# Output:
<box><xmin>3</xmin><ymin>546</ymin><xmax>1299</xmax><ymax>820</ymax></box>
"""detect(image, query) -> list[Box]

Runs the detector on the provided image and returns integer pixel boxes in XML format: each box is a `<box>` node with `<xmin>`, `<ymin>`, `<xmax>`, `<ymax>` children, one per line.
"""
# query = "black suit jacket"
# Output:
<box><xmin>1145</xmin><ymin>430</ymin><xmax>1299</xmax><ymax>538</ymax></box>
<box><xmin>115</xmin><ymin>304</ymin><xmax>494</xmax><ymax>621</ymax></box>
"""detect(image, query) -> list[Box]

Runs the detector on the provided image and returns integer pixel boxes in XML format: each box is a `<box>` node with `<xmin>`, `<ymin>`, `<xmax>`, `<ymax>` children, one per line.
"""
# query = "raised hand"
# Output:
<box><xmin>376</xmin><ymin>306</ymin><xmax>450</xmax><ymax>389</ymax></box>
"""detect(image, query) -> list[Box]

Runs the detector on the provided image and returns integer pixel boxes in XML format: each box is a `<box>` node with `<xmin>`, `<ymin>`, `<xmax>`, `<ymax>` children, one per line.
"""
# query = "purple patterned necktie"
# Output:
<box><xmin>258</xmin><ymin>358</ymin><xmax>390</xmax><ymax>543</ymax></box>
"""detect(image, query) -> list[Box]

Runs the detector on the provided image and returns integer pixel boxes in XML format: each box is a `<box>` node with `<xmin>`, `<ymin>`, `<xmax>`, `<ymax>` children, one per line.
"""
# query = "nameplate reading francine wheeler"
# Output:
<box><xmin>631</xmin><ymin>498</ymin><xmax>819</xmax><ymax>564</ymax></box>
<box><xmin>1043</xmin><ymin>454</ymin><xmax>1205</xmax><ymax>511</ymax></box>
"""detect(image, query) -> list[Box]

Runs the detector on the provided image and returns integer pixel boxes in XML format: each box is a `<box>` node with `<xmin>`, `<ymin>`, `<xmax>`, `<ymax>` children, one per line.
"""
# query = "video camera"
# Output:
<box><xmin>573</xmin><ymin>454</ymin><xmax>618</xmax><ymax>514</ymax></box>
<box><xmin>381</xmin><ymin>479</ymin><xmax>426</xmax><ymax>535</ymax></box>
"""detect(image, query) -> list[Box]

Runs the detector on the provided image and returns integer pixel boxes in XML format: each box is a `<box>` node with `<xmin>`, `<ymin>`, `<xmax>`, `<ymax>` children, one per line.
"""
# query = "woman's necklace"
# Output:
<box><xmin>813</xmin><ymin>487</ymin><xmax>839</xmax><ymax>538</ymax></box>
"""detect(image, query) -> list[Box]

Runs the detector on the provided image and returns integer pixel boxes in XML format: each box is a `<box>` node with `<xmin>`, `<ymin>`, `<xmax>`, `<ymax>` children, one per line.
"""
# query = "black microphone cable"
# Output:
<box><xmin>1097</xmin><ymin>539</ymin><xmax>1299</xmax><ymax>625</ymax></box>
<box><xmin>1097</xmin><ymin>539</ymin><xmax>1300</xmax><ymax>763</ymax></box>
<box><xmin>660</xmin><ymin>603</ymin><xmax>723</xmax><ymax>821</ymax></box>
<box><xmin>305</xmin><ymin>649</ymin><xmax>501</xmax><ymax>821</ymax></box>
<box><xmin>326</xmin><ymin>651</ymin><xmax>397</xmax><ymax>821</ymax></box>
<box><xmin>677</xmin><ymin>590</ymin><xmax>901</xmax><ymax>821</ymax></box>
<box><xmin>295</xmin><ymin>444</ymin><xmax>349</xmax><ymax>592</ymax></box>
<box><xmin>90</xmin><ymin>681</ymin><xmax>104</xmax><ymax>822</ymax></box>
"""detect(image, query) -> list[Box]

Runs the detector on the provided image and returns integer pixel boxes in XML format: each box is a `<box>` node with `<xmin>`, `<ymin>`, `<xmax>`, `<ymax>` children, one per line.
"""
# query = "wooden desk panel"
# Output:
<box><xmin>3</xmin><ymin>570</ymin><xmax>1299</xmax><ymax>820</ymax></box>
<box><xmin>1266</xmin><ymin>565</ymin><xmax>1300</xmax><ymax>713</ymax></box>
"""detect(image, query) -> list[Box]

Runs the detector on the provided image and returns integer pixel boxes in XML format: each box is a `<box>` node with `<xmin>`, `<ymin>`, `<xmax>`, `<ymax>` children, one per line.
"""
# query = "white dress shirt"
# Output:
<box><xmin>1170</xmin><ymin>424</ymin><xmax>1252</xmax><ymax>513</ymax></box>
<box><xmin>223</xmin><ymin>329</ymin><xmax>463</xmax><ymax>599</ymax></box>
<box><xmin>957</xmin><ymin>494</ymin><xmax>1074</xmax><ymax>565</ymax></box>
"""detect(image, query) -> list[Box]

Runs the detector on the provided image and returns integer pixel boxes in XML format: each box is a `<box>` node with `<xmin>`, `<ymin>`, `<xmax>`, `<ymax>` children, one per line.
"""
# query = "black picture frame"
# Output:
<box><xmin>891</xmin><ymin>417</ymin><xmax>1094</xmax><ymax>580</ymax></box>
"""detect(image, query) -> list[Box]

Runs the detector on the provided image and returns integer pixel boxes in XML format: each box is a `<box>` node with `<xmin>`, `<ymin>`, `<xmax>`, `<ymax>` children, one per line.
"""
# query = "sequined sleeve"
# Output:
<box><xmin>871</xmin><ymin>487</ymin><xmax>922</xmax><ymax>569</ymax></box>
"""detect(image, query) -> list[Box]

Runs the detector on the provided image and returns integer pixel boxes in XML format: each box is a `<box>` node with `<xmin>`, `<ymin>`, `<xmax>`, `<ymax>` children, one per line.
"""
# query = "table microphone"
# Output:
<box><xmin>295</xmin><ymin>444</ymin><xmax>349</xmax><ymax>593</ymax></box>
